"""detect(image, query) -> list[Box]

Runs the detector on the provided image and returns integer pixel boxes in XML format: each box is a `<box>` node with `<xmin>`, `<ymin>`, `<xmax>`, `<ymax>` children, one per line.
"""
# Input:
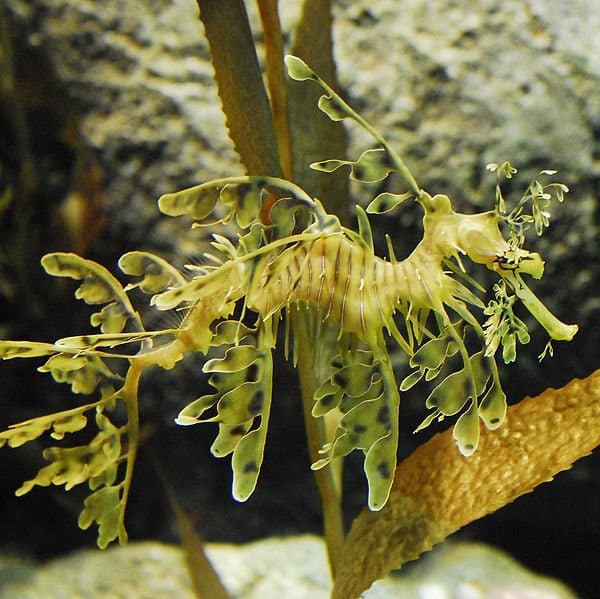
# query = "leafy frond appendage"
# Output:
<box><xmin>176</xmin><ymin>318</ymin><xmax>276</xmax><ymax>502</ymax></box>
<box><xmin>312</xmin><ymin>336</ymin><xmax>400</xmax><ymax>510</ymax></box>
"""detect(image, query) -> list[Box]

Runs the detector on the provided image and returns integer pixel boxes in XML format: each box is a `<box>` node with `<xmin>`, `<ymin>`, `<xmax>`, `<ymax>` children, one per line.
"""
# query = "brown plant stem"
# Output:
<box><xmin>333</xmin><ymin>369</ymin><xmax>600</xmax><ymax>598</ymax></box>
<box><xmin>196</xmin><ymin>0</ymin><xmax>281</xmax><ymax>177</ymax></box>
<box><xmin>256</xmin><ymin>0</ymin><xmax>294</xmax><ymax>180</ymax></box>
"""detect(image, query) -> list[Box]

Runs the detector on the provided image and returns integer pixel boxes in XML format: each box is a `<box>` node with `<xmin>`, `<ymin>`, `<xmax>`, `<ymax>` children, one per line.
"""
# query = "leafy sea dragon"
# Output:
<box><xmin>0</xmin><ymin>56</ymin><xmax>577</xmax><ymax>546</ymax></box>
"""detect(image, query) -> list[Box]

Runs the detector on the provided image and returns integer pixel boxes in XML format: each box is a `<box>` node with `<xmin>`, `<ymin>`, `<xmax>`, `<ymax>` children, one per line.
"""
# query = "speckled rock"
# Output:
<box><xmin>6</xmin><ymin>0</ymin><xmax>240</xmax><ymax>249</ymax></box>
<box><xmin>0</xmin><ymin>537</ymin><xmax>577</xmax><ymax>599</ymax></box>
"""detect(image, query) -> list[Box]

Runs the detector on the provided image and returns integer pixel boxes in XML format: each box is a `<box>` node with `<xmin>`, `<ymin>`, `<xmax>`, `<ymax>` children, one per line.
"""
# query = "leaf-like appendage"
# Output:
<box><xmin>15</xmin><ymin>408</ymin><xmax>123</xmax><ymax>494</ymax></box>
<box><xmin>50</xmin><ymin>412</ymin><xmax>88</xmax><ymax>440</ymax></box>
<box><xmin>119</xmin><ymin>251</ymin><xmax>186</xmax><ymax>294</ymax></box>
<box><xmin>38</xmin><ymin>353</ymin><xmax>117</xmax><ymax>395</ymax></box>
<box><xmin>158</xmin><ymin>180</ymin><xmax>265</xmax><ymax>230</ymax></box>
<box><xmin>176</xmin><ymin>319</ymin><xmax>275</xmax><ymax>502</ymax></box>
<box><xmin>284</xmin><ymin>55</ymin><xmax>317</xmax><ymax>82</ymax></box>
<box><xmin>220</xmin><ymin>183</ymin><xmax>264</xmax><ymax>229</ymax></box>
<box><xmin>158</xmin><ymin>183</ymin><xmax>220</xmax><ymax>221</ymax></box>
<box><xmin>41</xmin><ymin>253</ymin><xmax>141</xmax><ymax>334</ymax></box>
<box><xmin>414</xmin><ymin>351</ymin><xmax>506</xmax><ymax>457</ymax></box>
<box><xmin>0</xmin><ymin>400</ymin><xmax>104</xmax><ymax>450</ymax></box>
<box><xmin>312</xmin><ymin>350</ymin><xmax>373</xmax><ymax>417</ymax></box>
<box><xmin>401</xmin><ymin>332</ymin><xmax>458</xmax><ymax>391</ymax></box>
<box><xmin>425</xmin><ymin>369</ymin><xmax>471</xmax><ymax>416</ymax></box>
<box><xmin>7</xmin><ymin>397</ymin><xmax>130</xmax><ymax>549</ymax></box>
<box><xmin>0</xmin><ymin>340</ymin><xmax>62</xmax><ymax>360</ymax></box>
<box><xmin>478</xmin><ymin>380</ymin><xmax>507</xmax><ymax>430</ymax></box>
<box><xmin>204</xmin><ymin>344</ymin><xmax>260</xmax><ymax>373</ymax></box>
<box><xmin>311</xmin><ymin>149</ymin><xmax>394</xmax><ymax>183</ymax></box>
<box><xmin>366</xmin><ymin>192</ymin><xmax>414</xmax><ymax>214</ymax></box>
<box><xmin>312</xmin><ymin>341</ymin><xmax>399</xmax><ymax>510</ymax></box>
<box><xmin>90</xmin><ymin>303</ymin><xmax>128</xmax><ymax>333</ymax></box>
<box><xmin>78</xmin><ymin>485</ymin><xmax>125</xmax><ymax>549</ymax></box>
<box><xmin>286</xmin><ymin>53</ymin><xmax>358</xmax><ymax>125</ymax></box>
<box><xmin>231</xmin><ymin>427</ymin><xmax>268</xmax><ymax>501</ymax></box>
<box><xmin>268</xmin><ymin>196</ymin><xmax>314</xmax><ymax>238</ymax></box>
<box><xmin>210</xmin><ymin>420</ymin><xmax>252</xmax><ymax>457</ymax></box>
<box><xmin>211</xmin><ymin>319</ymin><xmax>256</xmax><ymax>346</ymax></box>
<box><xmin>317</xmin><ymin>94</ymin><xmax>349</xmax><ymax>122</ymax></box>
<box><xmin>0</xmin><ymin>418</ymin><xmax>53</xmax><ymax>449</ymax></box>
<box><xmin>452</xmin><ymin>403</ymin><xmax>480</xmax><ymax>456</ymax></box>
<box><xmin>55</xmin><ymin>331</ymin><xmax>169</xmax><ymax>351</ymax></box>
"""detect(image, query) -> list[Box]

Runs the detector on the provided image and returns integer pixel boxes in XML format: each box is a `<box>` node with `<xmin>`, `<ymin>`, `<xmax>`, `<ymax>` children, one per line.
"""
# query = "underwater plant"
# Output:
<box><xmin>0</xmin><ymin>51</ymin><xmax>577</xmax><ymax>548</ymax></box>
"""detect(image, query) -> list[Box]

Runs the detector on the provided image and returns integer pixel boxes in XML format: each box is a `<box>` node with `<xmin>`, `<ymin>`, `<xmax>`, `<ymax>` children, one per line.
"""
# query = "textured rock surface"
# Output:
<box><xmin>6</xmin><ymin>0</ymin><xmax>240</xmax><ymax>249</ymax></box>
<box><xmin>0</xmin><ymin>537</ymin><xmax>577</xmax><ymax>599</ymax></box>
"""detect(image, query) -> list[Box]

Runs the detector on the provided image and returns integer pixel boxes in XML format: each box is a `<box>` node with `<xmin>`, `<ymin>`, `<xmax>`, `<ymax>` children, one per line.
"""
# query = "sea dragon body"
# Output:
<box><xmin>0</xmin><ymin>57</ymin><xmax>578</xmax><ymax>543</ymax></box>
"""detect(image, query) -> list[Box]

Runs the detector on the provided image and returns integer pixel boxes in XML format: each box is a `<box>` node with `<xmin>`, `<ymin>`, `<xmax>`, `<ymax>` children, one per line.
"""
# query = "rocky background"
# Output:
<box><xmin>0</xmin><ymin>0</ymin><xmax>598</xmax><ymax>597</ymax></box>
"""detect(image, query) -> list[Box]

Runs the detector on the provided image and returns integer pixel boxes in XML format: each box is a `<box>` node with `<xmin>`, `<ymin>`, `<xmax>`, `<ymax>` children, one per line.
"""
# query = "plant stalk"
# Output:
<box><xmin>291</xmin><ymin>308</ymin><xmax>345</xmax><ymax>580</ymax></box>
<box><xmin>256</xmin><ymin>0</ymin><xmax>294</xmax><ymax>180</ymax></box>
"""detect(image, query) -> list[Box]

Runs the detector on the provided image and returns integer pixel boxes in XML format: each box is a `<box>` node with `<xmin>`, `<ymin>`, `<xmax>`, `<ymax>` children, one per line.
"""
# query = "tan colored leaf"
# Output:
<box><xmin>197</xmin><ymin>0</ymin><xmax>281</xmax><ymax>177</ymax></box>
<box><xmin>257</xmin><ymin>0</ymin><xmax>293</xmax><ymax>180</ymax></box>
<box><xmin>333</xmin><ymin>369</ymin><xmax>600</xmax><ymax>599</ymax></box>
<box><xmin>154</xmin><ymin>458</ymin><xmax>232</xmax><ymax>599</ymax></box>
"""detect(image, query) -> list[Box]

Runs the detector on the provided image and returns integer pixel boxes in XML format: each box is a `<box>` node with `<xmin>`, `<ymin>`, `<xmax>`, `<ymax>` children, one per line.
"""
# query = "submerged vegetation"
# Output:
<box><xmin>0</xmin><ymin>1</ymin><xmax>596</xmax><ymax>596</ymax></box>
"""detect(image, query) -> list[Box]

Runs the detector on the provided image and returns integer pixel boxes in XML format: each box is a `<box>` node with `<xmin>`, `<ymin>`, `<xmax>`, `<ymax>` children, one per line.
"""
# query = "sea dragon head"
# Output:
<box><xmin>422</xmin><ymin>193</ymin><xmax>577</xmax><ymax>344</ymax></box>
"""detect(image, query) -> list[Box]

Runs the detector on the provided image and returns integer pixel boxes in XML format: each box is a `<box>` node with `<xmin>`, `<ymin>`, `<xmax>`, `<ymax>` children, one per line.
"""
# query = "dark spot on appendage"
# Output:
<box><xmin>229</xmin><ymin>425</ymin><xmax>246</xmax><ymax>436</ymax></box>
<box><xmin>377</xmin><ymin>405</ymin><xmax>390</xmax><ymax>426</ymax></box>
<box><xmin>243</xmin><ymin>461</ymin><xmax>258</xmax><ymax>473</ymax></box>
<box><xmin>246</xmin><ymin>362</ymin><xmax>259</xmax><ymax>382</ymax></box>
<box><xmin>320</xmin><ymin>394</ymin><xmax>335</xmax><ymax>406</ymax></box>
<box><xmin>333</xmin><ymin>372</ymin><xmax>347</xmax><ymax>387</ymax></box>
<box><xmin>81</xmin><ymin>335</ymin><xmax>92</xmax><ymax>346</ymax></box>
<box><xmin>377</xmin><ymin>461</ymin><xmax>391</xmax><ymax>479</ymax></box>
<box><xmin>490</xmin><ymin>418</ymin><xmax>500</xmax><ymax>424</ymax></box>
<box><xmin>210</xmin><ymin>373</ymin><xmax>224</xmax><ymax>387</ymax></box>
<box><xmin>354</xmin><ymin>424</ymin><xmax>367</xmax><ymax>434</ymax></box>
<box><xmin>353</xmin><ymin>165</ymin><xmax>366</xmax><ymax>180</ymax></box>
<box><xmin>248</xmin><ymin>391</ymin><xmax>263</xmax><ymax>416</ymax></box>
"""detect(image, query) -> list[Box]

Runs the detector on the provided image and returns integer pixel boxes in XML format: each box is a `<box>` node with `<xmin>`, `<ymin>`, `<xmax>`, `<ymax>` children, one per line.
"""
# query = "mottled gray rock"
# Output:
<box><xmin>0</xmin><ymin>537</ymin><xmax>577</xmax><ymax>599</ymax></box>
<box><xmin>7</xmin><ymin>0</ymin><xmax>240</xmax><ymax>248</ymax></box>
